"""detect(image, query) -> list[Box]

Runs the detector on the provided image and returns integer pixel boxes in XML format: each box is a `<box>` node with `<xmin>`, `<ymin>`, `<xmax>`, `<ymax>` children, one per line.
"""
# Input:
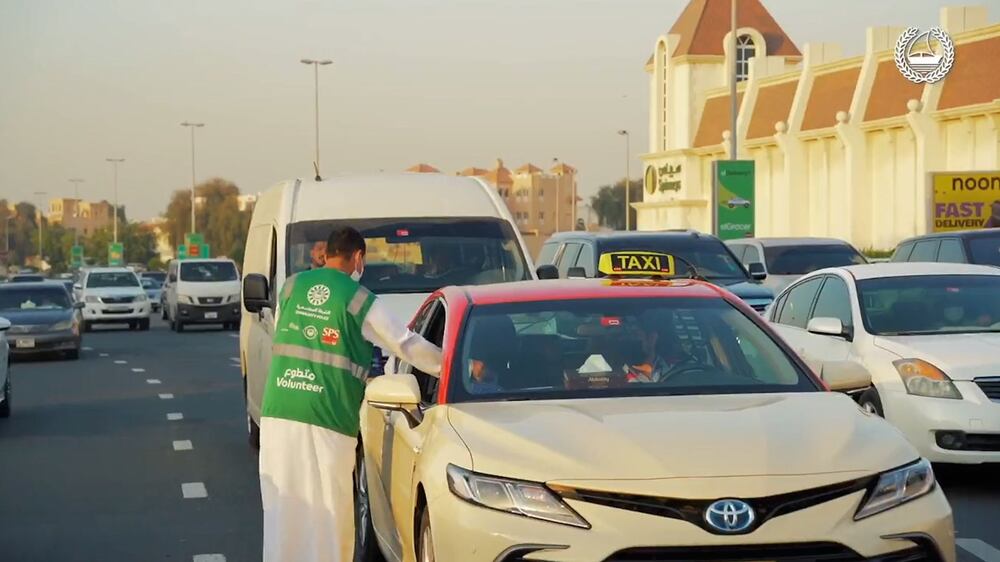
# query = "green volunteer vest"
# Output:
<box><xmin>261</xmin><ymin>267</ymin><xmax>376</xmax><ymax>436</ymax></box>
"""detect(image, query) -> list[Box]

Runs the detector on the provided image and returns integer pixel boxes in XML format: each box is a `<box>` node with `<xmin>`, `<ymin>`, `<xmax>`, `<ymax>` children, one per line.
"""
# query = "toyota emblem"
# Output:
<box><xmin>704</xmin><ymin>499</ymin><xmax>755</xmax><ymax>533</ymax></box>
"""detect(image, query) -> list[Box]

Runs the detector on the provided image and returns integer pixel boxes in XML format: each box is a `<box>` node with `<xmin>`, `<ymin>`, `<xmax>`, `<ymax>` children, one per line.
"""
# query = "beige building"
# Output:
<box><xmin>639</xmin><ymin>0</ymin><xmax>1000</xmax><ymax>250</ymax></box>
<box><xmin>408</xmin><ymin>159</ymin><xmax>579</xmax><ymax>258</ymax></box>
<box><xmin>48</xmin><ymin>198</ymin><xmax>115</xmax><ymax>237</ymax></box>
<box><xmin>144</xmin><ymin>217</ymin><xmax>174</xmax><ymax>262</ymax></box>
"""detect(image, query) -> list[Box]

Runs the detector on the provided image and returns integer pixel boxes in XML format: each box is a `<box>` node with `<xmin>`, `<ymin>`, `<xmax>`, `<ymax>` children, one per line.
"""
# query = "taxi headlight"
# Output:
<box><xmin>446</xmin><ymin>464</ymin><xmax>590</xmax><ymax>528</ymax></box>
<box><xmin>855</xmin><ymin>459</ymin><xmax>935</xmax><ymax>520</ymax></box>
<box><xmin>893</xmin><ymin>359</ymin><xmax>962</xmax><ymax>399</ymax></box>
<box><xmin>85</xmin><ymin>295</ymin><xmax>100</xmax><ymax>304</ymax></box>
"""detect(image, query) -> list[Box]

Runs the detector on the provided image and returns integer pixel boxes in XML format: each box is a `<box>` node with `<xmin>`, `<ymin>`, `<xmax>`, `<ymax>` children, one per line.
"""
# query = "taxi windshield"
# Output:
<box><xmin>286</xmin><ymin>218</ymin><xmax>531</xmax><ymax>294</ymax></box>
<box><xmin>450</xmin><ymin>297</ymin><xmax>814</xmax><ymax>403</ymax></box>
<box><xmin>599</xmin><ymin>238</ymin><xmax>747</xmax><ymax>281</ymax></box>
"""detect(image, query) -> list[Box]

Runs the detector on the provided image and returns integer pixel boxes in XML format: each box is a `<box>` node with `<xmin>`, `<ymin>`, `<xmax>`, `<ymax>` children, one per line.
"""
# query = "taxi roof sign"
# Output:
<box><xmin>598</xmin><ymin>251</ymin><xmax>676</xmax><ymax>277</ymax></box>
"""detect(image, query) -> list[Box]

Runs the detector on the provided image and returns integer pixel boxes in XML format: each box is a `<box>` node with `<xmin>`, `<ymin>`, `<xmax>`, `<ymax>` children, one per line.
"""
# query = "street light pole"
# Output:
<box><xmin>106</xmin><ymin>158</ymin><xmax>124</xmax><ymax>243</ymax></box>
<box><xmin>730</xmin><ymin>0</ymin><xmax>738</xmax><ymax>160</ymax></box>
<box><xmin>300</xmin><ymin>58</ymin><xmax>333</xmax><ymax>180</ymax></box>
<box><xmin>552</xmin><ymin>157</ymin><xmax>561</xmax><ymax>233</ymax></box>
<box><xmin>4</xmin><ymin>216</ymin><xmax>13</xmax><ymax>256</ymax></box>
<box><xmin>180</xmin><ymin>122</ymin><xmax>204</xmax><ymax>235</ymax></box>
<box><xmin>618</xmin><ymin>130</ymin><xmax>631</xmax><ymax>231</ymax></box>
<box><xmin>33</xmin><ymin>190</ymin><xmax>47</xmax><ymax>261</ymax></box>
<box><xmin>68</xmin><ymin>178</ymin><xmax>84</xmax><ymax>246</ymax></box>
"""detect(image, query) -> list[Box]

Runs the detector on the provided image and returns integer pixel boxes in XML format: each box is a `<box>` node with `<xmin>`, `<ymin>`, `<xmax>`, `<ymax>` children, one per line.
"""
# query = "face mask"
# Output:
<box><xmin>944</xmin><ymin>306</ymin><xmax>964</xmax><ymax>323</ymax></box>
<box><xmin>351</xmin><ymin>256</ymin><xmax>365</xmax><ymax>282</ymax></box>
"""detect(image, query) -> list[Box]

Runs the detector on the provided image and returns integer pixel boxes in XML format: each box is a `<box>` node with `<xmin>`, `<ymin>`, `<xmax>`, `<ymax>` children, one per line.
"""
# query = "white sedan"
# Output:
<box><xmin>769</xmin><ymin>262</ymin><xmax>1000</xmax><ymax>464</ymax></box>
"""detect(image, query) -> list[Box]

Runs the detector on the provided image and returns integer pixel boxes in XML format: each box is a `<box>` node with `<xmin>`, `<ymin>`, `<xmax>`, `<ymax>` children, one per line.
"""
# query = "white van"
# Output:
<box><xmin>162</xmin><ymin>258</ymin><xmax>242</xmax><ymax>332</ymax></box>
<box><xmin>239</xmin><ymin>174</ymin><xmax>534</xmax><ymax>446</ymax></box>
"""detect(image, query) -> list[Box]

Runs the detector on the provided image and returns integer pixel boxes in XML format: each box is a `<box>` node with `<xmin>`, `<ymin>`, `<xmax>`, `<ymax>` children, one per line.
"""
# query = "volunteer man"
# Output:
<box><xmin>309</xmin><ymin>240</ymin><xmax>327</xmax><ymax>269</ymax></box>
<box><xmin>259</xmin><ymin>227</ymin><xmax>442</xmax><ymax>562</ymax></box>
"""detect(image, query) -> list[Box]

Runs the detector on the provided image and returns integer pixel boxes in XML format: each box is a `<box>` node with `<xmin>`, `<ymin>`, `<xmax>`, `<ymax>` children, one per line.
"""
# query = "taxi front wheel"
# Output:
<box><xmin>417</xmin><ymin>506</ymin><xmax>436</xmax><ymax>562</ymax></box>
<box><xmin>859</xmin><ymin>387</ymin><xmax>884</xmax><ymax>417</ymax></box>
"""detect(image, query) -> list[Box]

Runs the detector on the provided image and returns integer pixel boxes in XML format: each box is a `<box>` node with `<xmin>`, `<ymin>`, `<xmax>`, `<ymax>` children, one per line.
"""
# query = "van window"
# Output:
<box><xmin>286</xmin><ymin>218</ymin><xmax>530</xmax><ymax>294</ymax></box>
<box><xmin>180</xmin><ymin>262</ymin><xmax>239</xmax><ymax>282</ymax></box>
<box><xmin>936</xmin><ymin>238</ymin><xmax>966</xmax><ymax>263</ymax></box>
<box><xmin>536</xmin><ymin>243</ymin><xmax>560</xmax><ymax>265</ymax></box>
<box><xmin>891</xmin><ymin>242</ymin><xmax>914</xmax><ymax>262</ymax></box>
<box><xmin>909</xmin><ymin>240</ymin><xmax>940</xmax><ymax>262</ymax></box>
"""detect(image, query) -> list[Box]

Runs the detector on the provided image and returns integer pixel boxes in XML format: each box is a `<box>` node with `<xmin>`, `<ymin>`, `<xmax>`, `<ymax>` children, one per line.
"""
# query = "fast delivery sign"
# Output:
<box><xmin>931</xmin><ymin>172</ymin><xmax>1000</xmax><ymax>231</ymax></box>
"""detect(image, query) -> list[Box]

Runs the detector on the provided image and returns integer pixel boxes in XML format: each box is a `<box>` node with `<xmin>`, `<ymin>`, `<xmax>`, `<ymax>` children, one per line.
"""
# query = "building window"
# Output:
<box><xmin>539</xmin><ymin>211</ymin><xmax>545</xmax><ymax>220</ymax></box>
<box><xmin>538</xmin><ymin>188</ymin><xmax>544</xmax><ymax>197</ymax></box>
<box><xmin>736</xmin><ymin>34</ymin><xmax>755</xmax><ymax>82</ymax></box>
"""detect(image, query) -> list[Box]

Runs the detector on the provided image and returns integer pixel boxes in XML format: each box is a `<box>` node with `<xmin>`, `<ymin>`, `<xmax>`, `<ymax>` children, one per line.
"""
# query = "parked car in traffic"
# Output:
<box><xmin>0</xmin><ymin>316</ymin><xmax>10</xmax><ymax>417</ymax></box>
<box><xmin>140</xmin><ymin>271</ymin><xmax>167</xmax><ymax>285</ymax></box>
<box><xmin>768</xmin><ymin>262</ymin><xmax>1000</xmax><ymax>464</ymax></box>
<box><xmin>535</xmin><ymin>230</ymin><xmax>774</xmax><ymax>313</ymax></box>
<box><xmin>241</xmin><ymin>173</ymin><xmax>534</xmax><ymax>449</ymax></box>
<box><xmin>0</xmin><ymin>281</ymin><xmax>84</xmax><ymax>359</ymax></box>
<box><xmin>75</xmin><ymin>267</ymin><xmax>151</xmax><ymax>331</ymax></box>
<box><xmin>352</xmin><ymin>267</ymin><xmax>954</xmax><ymax>562</ymax></box>
<box><xmin>891</xmin><ymin>229</ymin><xmax>1000</xmax><ymax>267</ymax></box>
<box><xmin>726</xmin><ymin>237</ymin><xmax>868</xmax><ymax>293</ymax></box>
<box><xmin>162</xmin><ymin>258</ymin><xmax>241</xmax><ymax>331</ymax></box>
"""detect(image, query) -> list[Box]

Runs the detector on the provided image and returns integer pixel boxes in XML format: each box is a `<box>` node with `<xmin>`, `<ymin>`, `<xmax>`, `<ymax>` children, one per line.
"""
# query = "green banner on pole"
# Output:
<box><xmin>185</xmin><ymin>233</ymin><xmax>204</xmax><ymax>246</ymax></box>
<box><xmin>177</xmin><ymin>245</ymin><xmax>188</xmax><ymax>260</ymax></box>
<box><xmin>200</xmin><ymin>244</ymin><xmax>210</xmax><ymax>259</ymax></box>
<box><xmin>71</xmin><ymin>245</ymin><xmax>84</xmax><ymax>268</ymax></box>
<box><xmin>108</xmin><ymin>242</ymin><xmax>124</xmax><ymax>266</ymax></box>
<box><xmin>713</xmin><ymin>160</ymin><xmax>756</xmax><ymax>241</ymax></box>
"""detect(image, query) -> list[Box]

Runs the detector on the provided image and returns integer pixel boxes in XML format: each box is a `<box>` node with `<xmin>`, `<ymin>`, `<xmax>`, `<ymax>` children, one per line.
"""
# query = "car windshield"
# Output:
<box><xmin>86</xmin><ymin>272</ymin><xmax>140</xmax><ymax>288</ymax></box>
<box><xmin>0</xmin><ymin>287</ymin><xmax>72</xmax><ymax>311</ymax></box>
<box><xmin>858</xmin><ymin>275</ymin><xmax>1000</xmax><ymax>335</ymax></box>
<box><xmin>968</xmin><ymin>233</ymin><xmax>1000</xmax><ymax>266</ymax></box>
<box><xmin>10</xmin><ymin>275</ymin><xmax>45</xmax><ymax>283</ymax></box>
<box><xmin>287</xmin><ymin>218</ymin><xmax>530</xmax><ymax>294</ymax></box>
<box><xmin>449</xmin><ymin>297</ymin><xmax>814</xmax><ymax>403</ymax></box>
<box><xmin>763</xmin><ymin>244</ymin><xmax>868</xmax><ymax>275</ymax></box>
<box><xmin>599</xmin><ymin>238</ymin><xmax>747</xmax><ymax>281</ymax></box>
<box><xmin>141</xmin><ymin>277</ymin><xmax>162</xmax><ymax>289</ymax></box>
<box><xmin>180</xmin><ymin>262</ymin><xmax>238</xmax><ymax>282</ymax></box>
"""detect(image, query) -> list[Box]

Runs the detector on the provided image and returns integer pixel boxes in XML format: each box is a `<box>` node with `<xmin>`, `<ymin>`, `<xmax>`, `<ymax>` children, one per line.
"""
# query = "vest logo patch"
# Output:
<box><xmin>321</xmin><ymin>327</ymin><xmax>341</xmax><ymax>346</ymax></box>
<box><xmin>307</xmin><ymin>284</ymin><xmax>331</xmax><ymax>306</ymax></box>
<box><xmin>303</xmin><ymin>325</ymin><xmax>318</xmax><ymax>340</ymax></box>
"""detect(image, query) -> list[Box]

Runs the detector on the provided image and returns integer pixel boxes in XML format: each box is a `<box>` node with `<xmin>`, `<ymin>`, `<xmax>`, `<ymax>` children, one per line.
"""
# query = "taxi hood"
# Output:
<box><xmin>447</xmin><ymin>392</ymin><xmax>915</xmax><ymax>482</ymax></box>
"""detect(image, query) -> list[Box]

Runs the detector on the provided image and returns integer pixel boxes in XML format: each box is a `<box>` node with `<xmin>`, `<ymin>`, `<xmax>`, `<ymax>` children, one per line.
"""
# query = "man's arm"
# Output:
<box><xmin>361</xmin><ymin>299</ymin><xmax>443</xmax><ymax>376</ymax></box>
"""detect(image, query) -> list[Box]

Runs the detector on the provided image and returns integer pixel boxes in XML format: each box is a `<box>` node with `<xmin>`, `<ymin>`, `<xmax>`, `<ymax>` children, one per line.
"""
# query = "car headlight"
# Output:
<box><xmin>227</xmin><ymin>293</ymin><xmax>241</xmax><ymax>303</ymax></box>
<box><xmin>85</xmin><ymin>295</ymin><xmax>100</xmax><ymax>303</ymax></box>
<box><xmin>855</xmin><ymin>459</ymin><xmax>935</xmax><ymax>520</ymax></box>
<box><xmin>178</xmin><ymin>295</ymin><xmax>195</xmax><ymax>304</ymax></box>
<box><xmin>134</xmin><ymin>294</ymin><xmax>148</xmax><ymax>302</ymax></box>
<box><xmin>893</xmin><ymin>359</ymin><xmax>962</xmax><ymax>399</ymax></box>
<box><xmin>446</xmin><ymin>464</ymin><xmax>590</xmax><ymax>528</ymax></box>
<box><xmin>51</xmin><ymin>319</ymin><xmax>74</xmax><ymax>331</ymax></box>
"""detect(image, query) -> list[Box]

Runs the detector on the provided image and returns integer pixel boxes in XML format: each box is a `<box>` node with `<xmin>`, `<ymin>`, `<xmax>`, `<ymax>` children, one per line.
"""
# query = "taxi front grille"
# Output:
<box><xmin>555</xmin><ymin>474</ymin><xmax>874</xmax><ymax>536</ymax></box>
<box><xmin>974</xmin><ymin>377</ymin><xmax>1000</xmax><ymax>400</ymax></box>
<box><xmin>603</xmin><ymin>543</ymin><xmax>938</xmax><ymax>562</ymax></box>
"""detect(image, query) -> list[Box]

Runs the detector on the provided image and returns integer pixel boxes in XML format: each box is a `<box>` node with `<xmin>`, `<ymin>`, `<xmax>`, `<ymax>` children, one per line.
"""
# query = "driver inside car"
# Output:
<box><xmin>624</xmin><ymin>313</ymin><xmax>689</xmax><ymax>383</ymax></box>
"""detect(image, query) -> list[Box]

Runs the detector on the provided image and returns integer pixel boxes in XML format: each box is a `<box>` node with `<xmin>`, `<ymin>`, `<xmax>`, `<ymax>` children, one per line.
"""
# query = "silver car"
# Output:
<box><xmin>726</xmin><ymin>237</ymin><xmax>868</xmax><ymax>293</ymax></box>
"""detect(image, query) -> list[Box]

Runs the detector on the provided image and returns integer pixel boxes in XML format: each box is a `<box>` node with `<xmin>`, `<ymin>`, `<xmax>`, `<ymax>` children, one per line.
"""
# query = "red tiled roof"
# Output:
<box><xmin>693</xmin><ymin>93</ymin><xmax>742</xmax><ymax>147</ymax></box>
<box><xmin>801</xmin><ymin>66</ymin><xmax>861</xmax><ymax>131</ymax></box>
<box><xmin>747</xmin><ymin>80</ymin><xmax>797</xmax><ymax>139</ymax></box>
<box><xmin>669</xmin><ymin>0</ymin><xmax>800</xmax><ymax>57</ymax></box>
<box><xmin>939</xmin><ymin>36</ymin><xmax>1000</xmax><ymax>110</ymax></box>
<box><xmin>515</xmin><ymin>163</ymin><xmax>543</xmax><ymax>174</ymax></box>
<box><xmin>864</xmin><ymin>59</ymin><xmax>924</xmax><ymax>121</ymax></box>
<box><xmin>406</xmin><ymin>163</ymin><xmax>440</xmax><ymax>173</ymax></box>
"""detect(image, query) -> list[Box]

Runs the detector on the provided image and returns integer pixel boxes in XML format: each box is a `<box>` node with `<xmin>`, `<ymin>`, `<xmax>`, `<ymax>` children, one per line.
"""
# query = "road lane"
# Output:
<box><xmin>0</xmin><ymin>317</ymin><xmax>998</xmax><ymax>561</ymax></box>
<box><xmin>0</xmin><ymin>318</ymin><xmax>260</xmax><ymax>561</ymax></box>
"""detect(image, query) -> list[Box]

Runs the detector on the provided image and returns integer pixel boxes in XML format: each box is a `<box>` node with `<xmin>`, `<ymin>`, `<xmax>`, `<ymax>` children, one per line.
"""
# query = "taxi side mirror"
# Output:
<box><xmin>536</xmin><ymin>265</ymin><xmax>559</xmax><ymax>280</ymax></box>
<box><xmin>243</xmin><ymin>274</ymin><xmax>271</xmax><ymax>313</ymax></box>
<box><xmin>748</xmin><ymin>262</ymin><xmax>767</xmax><ymax>281</ymax></box>
<box><xmin>366</xmin><ymin>374</ymin><xmax>423</xmax><ymax>426</ymax></box>
<box><xmin>821</xmin><ymin>361</ymin><xmax>871</xmax><ymax>393</ymax></box>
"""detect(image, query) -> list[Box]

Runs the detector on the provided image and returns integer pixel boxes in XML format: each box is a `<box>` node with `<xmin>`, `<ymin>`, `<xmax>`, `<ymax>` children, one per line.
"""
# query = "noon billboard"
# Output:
<box><xmin>931</xmin><ymin>172</ymin><xmax>1000</xmax><ymax>232</ymax></box>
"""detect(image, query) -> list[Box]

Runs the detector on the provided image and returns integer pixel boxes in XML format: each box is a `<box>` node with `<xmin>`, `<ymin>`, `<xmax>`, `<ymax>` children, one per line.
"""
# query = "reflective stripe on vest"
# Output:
<box><xmin>272</xmin><ymin>343</ymin><xmax>369</xmax><ymax>380</ymax></box>
<box><xmin>347</xmin><ymin>286</ymin><xmax>372</xmax><ymax>317</ymax></box>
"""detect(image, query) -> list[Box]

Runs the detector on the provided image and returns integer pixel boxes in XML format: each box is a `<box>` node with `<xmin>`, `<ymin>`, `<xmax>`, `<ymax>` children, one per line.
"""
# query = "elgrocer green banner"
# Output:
<box><xmin>713</xmin><ymin>160</ymin><xmax>756</xmax><ymax>241</ymax></box>
<box><xmin>71</xmin><ymin>245</ymin><xmax>84</xmax><ymax>268</ymax></box>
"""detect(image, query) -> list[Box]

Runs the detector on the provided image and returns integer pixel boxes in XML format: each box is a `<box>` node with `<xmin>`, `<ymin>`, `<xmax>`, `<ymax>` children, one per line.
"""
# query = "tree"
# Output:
<box><xmin>590</xmin><ymin>179</ymin><xmax>643</xmax><ymax>230</ymax></box>
<box><xmin>163</xmin><ymin>177</ymin><xmax>251</xmax><ymax>259</ymax></box>
<box><xmin>83</xmin><ymin>223</ymin><xmax>156</xmax><ymax>267</ymax></box>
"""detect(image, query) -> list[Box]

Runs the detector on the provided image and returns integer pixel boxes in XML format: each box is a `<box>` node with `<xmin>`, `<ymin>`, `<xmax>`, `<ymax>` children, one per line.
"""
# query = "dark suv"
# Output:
<box><xmin>891</xmin><ymin>229</ymin><xmax>1000</xmax><ymax>267</ymax></box>
<box><xmin>535</xmin><ymin>230</ymin><xmax>774</xmax><ymax>312</ymax></box>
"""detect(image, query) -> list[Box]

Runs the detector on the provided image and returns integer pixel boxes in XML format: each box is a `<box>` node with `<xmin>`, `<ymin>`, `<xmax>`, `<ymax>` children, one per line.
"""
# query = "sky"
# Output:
<box><xmin>0</xmin><ymin>0</ymin><xmax>980</xmax><ymax>221</ymax></box>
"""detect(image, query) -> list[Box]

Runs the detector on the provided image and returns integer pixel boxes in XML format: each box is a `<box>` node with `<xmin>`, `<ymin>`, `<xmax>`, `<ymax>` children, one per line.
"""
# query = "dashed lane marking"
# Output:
<box><xmin>228</xmin><ymin>334</ymin><xmax>239</xmax><ymax>339</ymax></box>
<box><xmin>82</xmin><ymin>346</ymin><xmax>94</xmax><ymax>351</ymax></box>
<box><xmin>99</xmin><ymin>353</ymin><xmax>109</xmax><ymax>357</ymax></box>
<box><xmin>181</xmin><ymin>482</ymin><xmax>207</xmax><ymax>499</ymax></box>
<box><xmin>146</xmin><ymin>379</ymin><xmax>162</xmax><ymax>385</ymax></box>
<box><xmin>158</xmin><ymin>393</ymin><xmax>174</xmax><ymax>400</ymax></box>
<box><xmin>193</xmin><ymin>555</ymin><xmax>226</xmax><ymax>562</ymax></box>
<box><xmin>172</xmin><ymin>440</ymin><xmax>193</xmax><ymax>451</ymax></box>
<box><xmin>166</xmin><ymin>413</ymin><xmax>184</xmax><ymax>421</ymax></box>
<box><xmin>230</xmin><ymin>357</ymin><xmax>239</xmax><ymax>362</ymax></box>
<box><xmin>958</xmin><ymin>539</ymin><xmax>1000</xmax><ymax>562</ymax></box>
<box><xmin>114</xmin><ymin>360</ymin><xmax>127</xmax><ymax>364</ymax></box>
<box><xmin>132</xmin><ymin>368</ymin><xmax>146</xmax><ymax>373</ymax></box>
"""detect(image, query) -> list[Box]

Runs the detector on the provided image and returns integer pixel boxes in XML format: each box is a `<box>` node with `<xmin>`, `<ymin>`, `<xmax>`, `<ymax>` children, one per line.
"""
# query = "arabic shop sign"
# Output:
<box><xmin>645</xmin><ymin>163</ymin><xmax>683</xmax><ymax>194</ymax></box>
<box><xmin>931</xmin><ymin>172</ymin><xmax>1000</xmax><ymax>231</ymax></box>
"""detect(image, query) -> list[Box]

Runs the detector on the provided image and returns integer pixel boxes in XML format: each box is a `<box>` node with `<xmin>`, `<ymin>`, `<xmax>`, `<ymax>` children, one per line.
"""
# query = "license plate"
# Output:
<box><xmin>205</xmin><ymin>312</ymin><xmax>218</xmax><ymax>319</ymax></box>
<box><xmin>16</xmin><ymin>338</ymin><xmax>35</xmax><ymax>348</ymax></box>
<box><xmin>108</xmin><ymin>305</ymin><xmax>130</xmax><ymax>311</ymax></box>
